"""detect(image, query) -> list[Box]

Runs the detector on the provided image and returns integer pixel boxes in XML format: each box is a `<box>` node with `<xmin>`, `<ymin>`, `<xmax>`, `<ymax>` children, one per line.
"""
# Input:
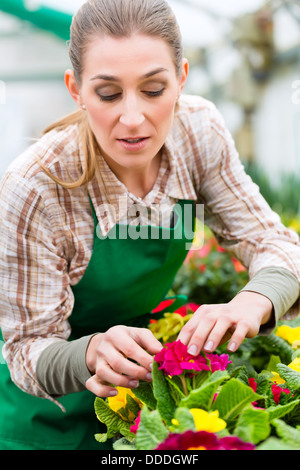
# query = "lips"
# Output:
<box><xmin>117</xmin><ymin>137</ymin><xmax>150</xmax><ymax>152</ymax></box>
<box><xmin>119</xmin><ymin>137</ymin><xmax>148</xmax><ymax>143</ymax></box>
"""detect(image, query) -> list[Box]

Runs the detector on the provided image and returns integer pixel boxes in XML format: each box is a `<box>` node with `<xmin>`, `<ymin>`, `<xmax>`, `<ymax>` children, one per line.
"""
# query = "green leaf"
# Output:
<box><xmin>179</xmin><ymin>370</ymin><xmax>229</xmax><ymax>411</ymax></box>
<box><xmin>229</xmin><ymin>365</ymin><xmax>249</xmax><ymax>384</ymax></box>
<box><xmin>133</xmin><ymin>381</ymin><xmax>157</xmax><ymax>410</ymax></box>
<box><xmin>261</xmin><ymin>334</ymin><xmax>293</xmax><ymax>364</ymax></box>
<box><xmin>135</xmin><ymin>406</ymin><xmax>169</xmax><ymax>450</ymax></box>
<box><xmin>94</xmin><ymin>397</ymin><xmax>134</xmax><ymax>441</ymax></box>
<box><xmin>272</xmin><ymin>418</ymin><xmax>300</xmax><ymax>448</ymax></box>
<box><xmin>257</xmin><ymin>437</ymin><xmax>300</xmax><ymax>450</ymax></box>
<box><xmin>284</xmin><ymin>398</ymin><xmax>300</xmax><ymax>426</ymax></box>
<box><xmin>192</xmin><ymin>370</ymin><xmax>210</xmax><ymax>389</ymax></box>
<box><xmin>152</xmin><ymin>361</ymin><xmax>176</xmax><ymax>425</ymax></box>
<box><xmin>266</xmin><ymin>355</ymin><xmax>281</xmax><ymax>372</ymax></box>
<box><xmin>165</xmin><ymin>375</ymin><xmax>186</xmax><ymax>405</ymax></box>
<box><xmin>276</xmin><ymin>364</ymin><xmax>300</xmax><ymax>391</ymax></box>
<box><xmin>234</xmin><ymin>406</ymin><xmax>270</xmax><ymax>445</ymax></box>
<box><xmin>267</xmin><ymin>400</ymin><xmax>300</xmax><ymax>421</ymax></box>
<box><xmin>94</xmin><ymin>433</ymin><xmax>109</xmax><ymax>443</ymax></box>
<box><xmin>126</xmin><ymin>394</ymin><xmax>141</xmax><ymax>417</ymax></box>
<box><xmin>113</xmin><ymin>438</ymin><xmax>137</xmax><ymax>450</ymax></box>
<box><xmin>212</xmin><ymin>378</ymin><xmax>263</xmax><ymax>422</ymax></box>
<box><xmin>173</xmin><ymin>407</ymin><xmax>196</xmax><ymax>433</ymax></box>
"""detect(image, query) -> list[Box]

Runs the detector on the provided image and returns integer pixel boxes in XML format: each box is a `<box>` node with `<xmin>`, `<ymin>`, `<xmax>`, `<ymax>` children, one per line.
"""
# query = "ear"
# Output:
<box><xmin>178</xmin><ymin>58</ymin><xmax>189</xmax><ymax>94</ymax></box>
<box><xmin>65</xmin><ymin>69</ymin><xmax>82</xmax><ymax>107</ymax></box>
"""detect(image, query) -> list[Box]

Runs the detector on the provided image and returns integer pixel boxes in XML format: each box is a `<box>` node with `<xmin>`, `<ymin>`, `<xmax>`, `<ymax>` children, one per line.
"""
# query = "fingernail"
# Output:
<box><xmin>228</xmin><ymin>342</ymin><xmax>237</xmax><ymax>352</ymax></box>
<box><xmin>109</xmin><ymin>390</ymin><xmax>118</xmax><ymax>397</ymax></box>
<box><xmin>188</xmin><ymin>345</ymin><xmax>198</xmax><ymax>356</ymax></box>
<box><xmin>146</xmin><ymin>372</ymin><xmax>152</xmax><ymax>381</ymax></box>
<box><xmin>204</xmin><ymin>341</ymin><xmax>214</xmax><ymax>352</ymax></box>
<box><xmin>129</xmin><ymin>380</ymin><xmax>139</xmax><ymax>389</ymax></box>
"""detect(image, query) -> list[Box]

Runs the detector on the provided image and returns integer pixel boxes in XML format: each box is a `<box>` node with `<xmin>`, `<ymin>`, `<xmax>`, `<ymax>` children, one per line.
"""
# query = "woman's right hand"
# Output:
<box><xmin>85</xmin><ymin>325</ymin><xmax>162</xmax><ymax>397</ymax></box>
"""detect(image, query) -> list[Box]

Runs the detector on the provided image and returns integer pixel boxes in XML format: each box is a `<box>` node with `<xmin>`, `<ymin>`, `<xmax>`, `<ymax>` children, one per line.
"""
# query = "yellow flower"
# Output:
<box><xmin>192</xmin><ymin>218</ymin><xmax>204</xmax><ymax>250</ymax></box>
<box><xmin>275</xmin><ymin>325</ymin><xmax>300</xmax><ymax>345</ymax></box>
<box><xmin>270</xmin><ymin>372</ymin><xmax>285</xmax><ymax>384</ymax></box>
<box><xmin>288</xmin><ymin>218</ymin><xmax>300</xmax><ymax>234</ymax></box>
<box><xmin>288</xmin><ymin>357</ymin><xmax>300</xmax><ymax>373</ymax></box>
<box><xmin>270</xmin><ymin>357</ymin><xmax>300</xmax><ymax>384</ymax></box>
<box><xmin>149</xmin><ymin>313</ymin><xmax>187</xmax><ymax>342</ymax></box>
<box><xmin>107</xmin><ymin>387</ymin><xmax>142</xmax><ymax>422</ymax></box>
<box><xmin>190</xmin><ymin>409</ymin><xmax>226</xmax><ymax>433</ymax></box>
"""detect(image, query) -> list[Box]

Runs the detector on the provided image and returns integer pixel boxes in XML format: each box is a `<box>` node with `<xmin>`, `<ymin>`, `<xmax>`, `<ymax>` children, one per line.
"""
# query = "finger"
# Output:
<box><xmin>85</xmin><ymin>375</ymin><xmax>118</xmax><ymax>398</ymax></box>
<box><xmin>104</xmin><ymin>343</ymin><xmax>153</xmax><ymax>381</ymax></box>
<box><xmin>96</xmin><ymin>363</ymin><xmax>144</xmax><ymax>390</ymax></box>
<box><xmin>202</xmin><ymin>317</ymin><xmax>233</xmax><ymax>353</ymax></box>
<box><xmin>178</xmin><ymin>313</ymin><xmax>216</xmax><ymax>355</ymax></box>
<box><xmin>130</xmin><ymin>328</ymin><xmax>163</xmax><ymax>358</ymax></box>
<box><xmin>114</xmin><ymin>331</ymin><xmax>161</xmax><ymax>372</ymax></box>
<box><xmin>227</xmin><ymin>322</ymin><xmax>251</xmax><ymax>352</ymax></box>
<box><xmin>177</xmin><ymin>311</ymin><xmax>208</xmax><ymax>346</ymax></box>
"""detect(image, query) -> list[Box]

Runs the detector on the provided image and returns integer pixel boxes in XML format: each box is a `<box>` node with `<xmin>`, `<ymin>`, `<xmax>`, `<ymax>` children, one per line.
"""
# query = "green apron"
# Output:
<box><xmin>0</xmin><ymin>197</ymin><xmax>195</xmax><ymax>450</ymax></box>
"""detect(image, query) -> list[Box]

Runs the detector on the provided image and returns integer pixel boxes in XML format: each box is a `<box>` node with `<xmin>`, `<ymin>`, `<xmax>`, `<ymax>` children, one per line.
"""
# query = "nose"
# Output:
<box><xmin>119</xmin><ymin>94</ymin><xmax>145</xmax><ymax>129</ymax></box>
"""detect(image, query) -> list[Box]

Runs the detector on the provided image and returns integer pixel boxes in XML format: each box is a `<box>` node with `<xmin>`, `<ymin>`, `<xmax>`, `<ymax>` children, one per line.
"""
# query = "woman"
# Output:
<box><xmin>0</xmin><ymin>0</ymin><xmax>299</xmax><ymax>450</ymax></box>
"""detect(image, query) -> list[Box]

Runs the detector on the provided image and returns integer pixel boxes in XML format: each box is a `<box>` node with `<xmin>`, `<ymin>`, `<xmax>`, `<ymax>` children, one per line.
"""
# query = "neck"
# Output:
<box><xmin>105</xmin><ymin>152</ymin><xmax>162</xmax><ymax>199</ymax></box>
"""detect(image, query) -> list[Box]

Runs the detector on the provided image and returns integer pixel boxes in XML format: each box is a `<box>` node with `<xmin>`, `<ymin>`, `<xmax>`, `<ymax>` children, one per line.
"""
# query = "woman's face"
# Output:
<box><xmin>66</xmin><ymin>34</ymin><xmax>188</xmax><ymax>174</ymax></box>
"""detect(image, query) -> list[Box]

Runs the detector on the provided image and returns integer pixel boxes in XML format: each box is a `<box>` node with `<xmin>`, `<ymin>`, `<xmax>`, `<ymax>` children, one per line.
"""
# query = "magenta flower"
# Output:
<box><xmin>248</xmin><ymin>377</ymin><xmax>258</xmax><ymax>393</ymax></box>
<box><xmin>271</xmin><ymin>383</ymin><xmax>292</xmax><ymax>405</ymax></box>
<box><xmin>206</xmin><ymin>353</ymin><xmax>232</xmax><ymax>372</ymax></box>
<box><xmin>154</xmin><ymin>341</ymin><xmax>210</xmax><ymax>376</ymax></box>
<box><xmin>155</xmin><ymin>430</ymin><xmax>255</xmax><ymax>450</ymax></box>
<box><xmin>130</xmin><ymin>410</ymin><xmax>141</xmax><ymax>434</ymax></box>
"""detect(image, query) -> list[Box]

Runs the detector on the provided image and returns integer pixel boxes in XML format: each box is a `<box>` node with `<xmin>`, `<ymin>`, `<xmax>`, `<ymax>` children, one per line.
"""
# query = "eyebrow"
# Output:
<box><xmin>90</xmin><ymin>67</ymin><xmax>168</xmax><ymax>82</ymax></box>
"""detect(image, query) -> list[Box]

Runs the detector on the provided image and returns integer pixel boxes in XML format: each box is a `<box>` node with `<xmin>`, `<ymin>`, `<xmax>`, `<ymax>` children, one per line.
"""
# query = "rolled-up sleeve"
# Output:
<box><xmin>0</xmin><ymin>171</ymin><xmax>74</xmax><ymax>404</ymax></box>
<box><xmin>197</xmin><ymin>105</ymin><xmax>300</xmax><ymax>322</ymax></box>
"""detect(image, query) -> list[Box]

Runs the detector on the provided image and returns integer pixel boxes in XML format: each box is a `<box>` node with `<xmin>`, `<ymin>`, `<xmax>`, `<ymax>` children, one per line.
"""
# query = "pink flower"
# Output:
<box><xmin>198</xmin><ymin>243</ymin><xmax>212</xmax><ymax>258</ymax></box>
<box><xmin>130</xmin><ymin>410</ymin><xmax>141</xmax><ymax>434</ymax></box>
<box><xmin>206</xmin><ymin>353</ymin><xmax>232</xmax><ymax>372</ymax></box>
<box><xmin>271</xmin><ymin>383</ymin><xmax>292</xmax><ymax>405</ymax></box>
<box><xmin>154</xmin><ymin>341</ymin><xmax>210</xmax><ymax>376</ymax></box>
<box><xmin>155</xmin><ymin>431</ymin><xmax>255</xmax><ymax>450</ymax></box>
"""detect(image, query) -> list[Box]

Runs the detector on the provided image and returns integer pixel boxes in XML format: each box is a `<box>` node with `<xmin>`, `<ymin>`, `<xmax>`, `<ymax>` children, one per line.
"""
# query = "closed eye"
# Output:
<box><xmin>97</xmin><ymin>93</ymin><xmax>122</xmax><ymax>102</ymax></box>
<box><xmin>144</xmin><ymin>88</ymin><xmax>165</xmax><ymax>97</ymax></box>
<box><xmin>97</xmin><ymin>88</ymin><xmax>165</xmax><ymax>102</ymax></box>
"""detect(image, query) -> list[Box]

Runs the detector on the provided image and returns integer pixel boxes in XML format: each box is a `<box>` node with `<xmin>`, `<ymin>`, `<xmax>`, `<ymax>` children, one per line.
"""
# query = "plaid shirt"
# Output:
<box><xmin>0</xmin><ymin>95</ymin><xmax>299</xmax><ymax>401</ymax></box>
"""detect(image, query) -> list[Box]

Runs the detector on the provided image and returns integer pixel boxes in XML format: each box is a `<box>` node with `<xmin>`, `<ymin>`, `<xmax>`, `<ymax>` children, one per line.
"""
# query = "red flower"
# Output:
<box><xmin>248</xmin><ymin>377</ymin><xmax>259</xmax><ymax>407</ymax></box>
<box><xmin>271</xmin><ymin>383</ymin><xmax>291</xmax><ymax>405</ymax></box>
<box><xmin>152</xmin><ymin>299</ymin><xmax>175</xmax><ymax>313</ymax></box>
<box><xmin>248</xmin><ymin>378</ymin><xmax>257</xmax><ymax>392</ymax></box>
<box><xmin>175</xmin><ymin>303</ymin><xmax>200</xmax><ymax>317</ymax></box>
<box><xmin>155</xmin><ymin>431</ymin><xmax>255</xmax><ymax>450</ymax></box>
<box><xmin>231</xmin><ymin>258</ymin><xmax>246</xmax><ymax>273</ymax></box>
<box><xmin>154</xmin><ymin>340</ymin><xmax>210</xmax><ymax>376</ymax></box>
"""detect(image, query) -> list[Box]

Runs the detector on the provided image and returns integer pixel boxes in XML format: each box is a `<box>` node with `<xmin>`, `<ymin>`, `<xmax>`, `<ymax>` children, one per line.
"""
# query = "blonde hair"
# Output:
<box><xmin>39</xmin><ymin>0</ymin><xmax>183</xmax><ymax>189</ymax></box>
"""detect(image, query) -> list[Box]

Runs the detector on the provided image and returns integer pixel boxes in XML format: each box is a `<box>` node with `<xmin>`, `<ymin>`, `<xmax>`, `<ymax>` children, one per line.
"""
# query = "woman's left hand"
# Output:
<box><xmin>177</xmin><ymin>291</ymin><xmax>273</xmax><ymax>355</ymax></box>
